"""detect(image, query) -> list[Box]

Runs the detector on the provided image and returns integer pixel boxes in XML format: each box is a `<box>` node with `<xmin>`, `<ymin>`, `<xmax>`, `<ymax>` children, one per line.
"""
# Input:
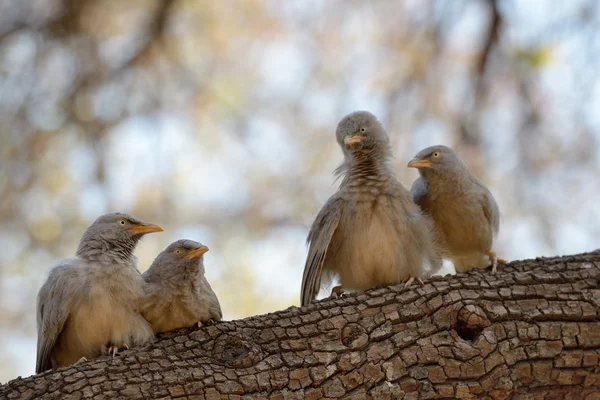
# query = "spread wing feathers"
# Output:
<box><xmin>36</xmin><ymin>259</ymin><xmax>82</xmax><ymax>373</ymax></box>
<box><xmin>410</xmin><ymin>177</ymin><xmax>427</xmax><ymax>206</ymax></box>
<box><xmin>300</xmin><ymin>196</ymin><xmax>343</xmax><ymax>307</ymax></box>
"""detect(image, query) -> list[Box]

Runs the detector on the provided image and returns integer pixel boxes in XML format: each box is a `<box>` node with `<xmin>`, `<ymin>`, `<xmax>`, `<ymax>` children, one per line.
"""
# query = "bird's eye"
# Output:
<box><xmin>174</xmin><ymin>249</ymin><xmax>182</xmax><ymax>255</ymax></box>
<box><xmin>360</xmin><ymin>128</ymin><xmax>366</xmax><ymax>132</ymax></box>
<box><xmin>432</xmin><ymin>152</ymin><xmax>440</xmax><ymax>158</ymax></box>
<box><xmin>117</xmin><ymin>218</ymin><xmax>127</xmax><ymax>226</ymax></box>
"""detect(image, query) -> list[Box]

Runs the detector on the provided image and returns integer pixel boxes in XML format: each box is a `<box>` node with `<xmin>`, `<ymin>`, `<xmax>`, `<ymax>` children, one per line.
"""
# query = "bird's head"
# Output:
<box><xmin>336</xmin><ymin>111</ymin><xmax>391</xmax><ymax>160</ymax></box>
<box><xmin>156</xmin><ymin>239</ymin><xmax>210</xmax><ymax>268</ymax></box>
<box><xmin>407</xmin><ymin>145</ymin><xmax>464</xmax><ymax>173</ymax></box>
<box><xmin>76</xmin><ymin>213</ymin><xmax>163</xmax><ymax>262</ymax></box>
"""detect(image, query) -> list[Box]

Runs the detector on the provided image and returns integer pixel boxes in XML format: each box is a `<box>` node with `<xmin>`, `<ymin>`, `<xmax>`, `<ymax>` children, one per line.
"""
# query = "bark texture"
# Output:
<box><xmin>2</xmin><ymin>251</ymin><xmax>600</xmax><ymax>400</ymax></box>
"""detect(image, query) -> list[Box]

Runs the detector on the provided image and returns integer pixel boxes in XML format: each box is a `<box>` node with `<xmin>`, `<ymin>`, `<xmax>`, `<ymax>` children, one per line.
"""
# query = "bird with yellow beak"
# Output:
<box><xmin>36</xmin><ymin>213</ymin><xmax>163</xmax><ymax>373</ymax></box>
<box><xmin>408</xmin><ymin>145</ymin><xmax>503</xmax><ymax>273</ymax></box>
<box><xmin>141</xmin><ymin>239</ymin><xmax>222</xmax><ymax>333</ymax></box>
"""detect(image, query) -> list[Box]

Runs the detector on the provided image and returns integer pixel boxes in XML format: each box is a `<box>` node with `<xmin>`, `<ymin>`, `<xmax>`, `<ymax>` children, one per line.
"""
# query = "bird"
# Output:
<box><xmin>141</xmin><ymin>239</ymin><xmax>222</xmax><ymax>334</ymax></box>
<box><xmin>300</xmin><ymin>111</ymin><xmax>443</xmax><ymax>307</ymax></box>
<box><xmin>408</xmin><ymin>145</ymin><xmax>502</xmax><ymax>273</ymax></box>
<box><xmin>35</xmin><ymin>213</ymin><xmax>162</xmax><ymax>373</ymax></box>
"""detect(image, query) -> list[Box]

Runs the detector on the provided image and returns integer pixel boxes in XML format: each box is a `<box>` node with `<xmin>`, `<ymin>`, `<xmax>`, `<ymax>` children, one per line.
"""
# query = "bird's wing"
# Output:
<box><xmin>36</xmin><ymin>259</ymin><xmax>82</xmax><ymax>373</ymax></box>
<box><xmin>300</xmin><ymin>195</ymin><xmax>343</xmax><ymax>307</ymax></box>
<box><xmin>410</xmin><ymin>177</ymin><xmax>427</xmax><ymax>206</ymax></box>
<box><xmin>475</xmin><ymin>181</ymin><xmax>500</xmax><ymax>236</ymax></box>
<box><xmin>138</xmin><ymin>279</ymin><xmax>160</xmax><ymax>319</ymax></box>
<box><xmin>205</xmin><ymin>279</ymin><xmax>223</xmax><ymax>321</ymax></box>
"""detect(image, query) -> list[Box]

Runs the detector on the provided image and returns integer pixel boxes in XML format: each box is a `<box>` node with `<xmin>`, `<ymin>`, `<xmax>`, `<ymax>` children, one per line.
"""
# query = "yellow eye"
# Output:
<box><xmin>117</xmin><ymin>218</ymin><xmax>127</xmax><ymax>226</ymax></box>
<box><xmin>174</xmin><ymin>249</ymin><xmax>182</xmax><ymax>255</ymax></box>
<box><xmin>360</xmin><ymin>128</ymin><xmax>366</xmax><ymax>132</ymax></box>
<box><xmin>432</xmin><ymin>151</ymin><xmax>440</xmax><ymax>158</ymax></box>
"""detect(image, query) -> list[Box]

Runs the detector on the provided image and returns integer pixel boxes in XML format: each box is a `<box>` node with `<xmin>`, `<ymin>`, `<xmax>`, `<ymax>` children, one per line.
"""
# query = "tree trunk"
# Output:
<box><xmin>2</xmin><ymin>252</ymin><xmax>600</xmax><ymax>400</ymax></box>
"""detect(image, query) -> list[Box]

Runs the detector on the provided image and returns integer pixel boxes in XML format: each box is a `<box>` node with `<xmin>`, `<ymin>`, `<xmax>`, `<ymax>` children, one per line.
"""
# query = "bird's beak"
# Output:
<box><xmin>407</xmin><ymin>158</ymin><xmax>433</xmax><ymax>169</ymax></box>
<box><xmin>184</xmin><ymin>245</ymin><xmax>209</xmax><ymax>260</ymax></box>
<box><xmin>127</xmin><ymin>223</ymin><xmax>164</xmax><ymax>236</ymax></box>
<box><xmin>344</xmin><ymin>135</ymin><xmax>362</xmax><ymax>147</ymax></box>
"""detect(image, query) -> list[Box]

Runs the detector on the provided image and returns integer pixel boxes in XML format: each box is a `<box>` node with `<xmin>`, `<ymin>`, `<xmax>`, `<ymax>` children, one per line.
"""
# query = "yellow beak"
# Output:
<box><xmin>184</xmin><ymin>245</ymin><xmax>209</xmax><ymax>260</ymax></box>
<box><xmin>127</xmin><ymin>224</ymin><xmax>163</xmax><ymax>236</ymax></box>
<box><xmin>344</xmin><ymin>135</ymin><xmax>362</xmax><ymax>146</ymax></box>
<box><xmin>407</xmin><ymin>159</ymin><xmax>433</xmax><ymax>169</ymax></box>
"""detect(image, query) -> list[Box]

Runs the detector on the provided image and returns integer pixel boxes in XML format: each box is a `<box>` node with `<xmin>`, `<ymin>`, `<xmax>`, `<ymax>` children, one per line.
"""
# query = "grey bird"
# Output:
<box><xmin>408</xmin><ymin>145</ymin><xmax>502</xmax><ymax>273</ymax></box>
<box><xmin>300</xmin><ymin>111</ymin><xmax>443</xmax><ymax>307</ymax></box>
<box><xmin>35</xmin><ymin>213</ymin><xmax>162</xmax><ymax>373</ymax></box>
<box><xmin>141</xmin><ymin>239</ymin><xmax>222</xmax><ymax>334</ymax></box>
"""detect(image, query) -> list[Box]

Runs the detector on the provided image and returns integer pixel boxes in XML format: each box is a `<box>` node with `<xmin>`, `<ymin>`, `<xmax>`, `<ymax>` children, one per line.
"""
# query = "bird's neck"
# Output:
<box><xmin>76</xmin><ymin>237</ymin><xmax>137</xmax><ymax>266</ymax></box>
<box><xmin>420</xmin><ymin>167</ymin><xmax>472</xmax><ymax>193</ymax></box>
<box><xmin>164</xmin><ymin>262</ymin><xmax>204</xmax><ymax>290</ymax></box>
<box><xmin>340</xmin><ymin>149</ymin><xmax>394</xmax><ymax>186</ymax></box>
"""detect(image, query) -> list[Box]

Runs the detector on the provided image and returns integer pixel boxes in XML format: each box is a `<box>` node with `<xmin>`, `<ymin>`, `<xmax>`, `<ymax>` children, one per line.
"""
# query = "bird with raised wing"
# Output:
<box><xmin>35</xmin><ymin>213</ymin><xmax>162</xmax><ymax>373</ymax></box>
<box><xmin>408</xmin><ymin>145</ymin><xmax>502</xmax><ymax>273</ymax></box>
<box><xmin>141</xmin><ymin>239</ymin><xmax>222</xmax><ymax>333</ymax></box>
<box><xmin>300</xmin><ymin>111</ymin><xmax>443</xmax><ymax>306</ymax></box>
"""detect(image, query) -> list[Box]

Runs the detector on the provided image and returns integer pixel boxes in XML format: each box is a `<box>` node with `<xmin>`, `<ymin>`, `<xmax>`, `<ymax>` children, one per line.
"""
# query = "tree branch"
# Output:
<box><xmin>2</xmin><ymin>251</ymin><xmax>600</xmax><ymax>399</ymax></box>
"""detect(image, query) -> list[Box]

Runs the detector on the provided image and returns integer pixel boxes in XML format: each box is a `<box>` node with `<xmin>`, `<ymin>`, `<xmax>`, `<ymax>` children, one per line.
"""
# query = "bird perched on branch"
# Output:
<box><xmin>300</xmin><ymin>111</ymin><xmax>443</xmax><ymax>307</ymax></box>
<box><xmin>35</xmin><ymin>213</ymin><xmax>162</xmax><ymax>373</ymax></box>
<box><xmin>408</xmin><ymin>145</ymin><xmax>502</xmax><ymax>273</ymax></box>
<box><xmin>141</xmin><ymin>239</ymin><xmax>222</xmax><ymax>333</ymax></box>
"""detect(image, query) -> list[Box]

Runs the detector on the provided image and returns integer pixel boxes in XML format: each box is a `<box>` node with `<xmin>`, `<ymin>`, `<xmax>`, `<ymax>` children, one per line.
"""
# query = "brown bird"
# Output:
<box><xmin>408</xmin><ymin>145</ymin><xmax>502</xmax><ymax>273</ymax></box>
<box><xmin>141</xmin><ymin>239</ymin><xmax>222</xmax><ymax>333</ymax></box>
<box><xmin>35</xmin><ymin>213</ymin><xmax>162</xmax><ymax>373</ymax></box>
<box><xmin>300</xmin><ymin>111</ymin><xmax>443</xmax><ymax>306</ymax></box>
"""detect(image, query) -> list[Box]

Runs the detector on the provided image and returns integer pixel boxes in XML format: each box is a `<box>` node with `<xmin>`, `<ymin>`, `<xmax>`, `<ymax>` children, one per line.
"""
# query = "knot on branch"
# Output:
<box><xmin>341</xmin><ymin>323</ymin><xmax>369</xmax><ymax>350</ymax></box>
<box><xmin>212</xmin><ymin>332</ymin><xmax>263</xmax><ymax>368</ymax></box>
<box><xmin>456</xmin><ymin>304</ymin><xmax>490</xmax><ymax>342</ymax></box>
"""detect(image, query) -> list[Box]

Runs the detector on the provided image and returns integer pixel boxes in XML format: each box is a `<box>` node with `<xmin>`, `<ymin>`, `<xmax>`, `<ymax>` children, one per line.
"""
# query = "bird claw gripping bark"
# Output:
<box><xmin>330</xmin><ymin>285</ymin><xmax>346</xmax><ymax>298</ymax></box>
<box><xmin>404</xmin><ymin>276</ymin><xmax>424</xmax><ymax>287</ymax></box>
<box><xmin>105</xmin><ymin>343</ymin><xmax>129</xmax><ymax>358</ymax></box>
<box><xmin>198</xmin><ymin>319</ymin><xmax>218</xmax><ymax>328</ymax></box>
<box><xmin>74</xmin><ymin>357</ymin><xmax>88</xmax><ymax>365</ymax></box>
<box><xmin>486</xmin><ymin>251</ymin><xmax>505</xmax><ymax>274</ymax></box>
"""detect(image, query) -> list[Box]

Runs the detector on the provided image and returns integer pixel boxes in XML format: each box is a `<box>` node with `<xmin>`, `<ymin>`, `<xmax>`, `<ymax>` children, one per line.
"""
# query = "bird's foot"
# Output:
<box><xmin>198</xmin><ymin>319</ymin><xmax>218</xmax><ymax>328</ymax></box>
<box><xmin>486</xmin><ymin>252</ymin><xmax>505</xmax><ymax>274</ymax></box>
<box><xmin>330</xmin><ymin>285</ymin><xmax>346</xmax><ymax>298</ymax></box>
<box><xmin>104</xmin><ymin>343</ymin><xmax>129</xmax><ymax>358</ymax></box>
<box><xmin>404</xmin><ymin>276</ymin><xmax>424</xmax><ymax>287</ymax></box>
<box><xmin>74</xmin><ymin>357</ymin><xmax>88</xmax><ymax>365</ymax></box>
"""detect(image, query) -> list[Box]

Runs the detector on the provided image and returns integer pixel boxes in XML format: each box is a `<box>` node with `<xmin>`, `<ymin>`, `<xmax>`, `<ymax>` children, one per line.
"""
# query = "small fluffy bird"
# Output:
<box><xmin>300</xmin><ymin>111</ymin><xmax>442</xmax><ymax>306</ymax></box>
<box><xmin>36</xmin><ymin>213</ymin><xmax>162</xmax><ymax>373</ymax></box>
<box><xmin>141</xmin><ymin>239</ymin><xmax>222</xmax><ymax>333</ymax></box>
<box><xmin>408</xmin><ymin>145</ymin><xmax>501</xmax><ymax>273</ymax></box>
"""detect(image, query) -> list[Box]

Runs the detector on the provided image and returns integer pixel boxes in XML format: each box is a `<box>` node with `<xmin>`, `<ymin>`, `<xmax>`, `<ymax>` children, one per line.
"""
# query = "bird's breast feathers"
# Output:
<box><xmin>328</xmin><ymin>198</ymin><xmax>414</xmax><ymax>289</ymax></box>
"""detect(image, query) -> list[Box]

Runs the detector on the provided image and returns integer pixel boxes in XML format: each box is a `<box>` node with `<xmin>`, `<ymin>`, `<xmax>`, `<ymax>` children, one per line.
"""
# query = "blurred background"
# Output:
<box><xmin>1</xmin><ymin>0</ymin><xmax>599</xmax><ymax>383</ymax></box>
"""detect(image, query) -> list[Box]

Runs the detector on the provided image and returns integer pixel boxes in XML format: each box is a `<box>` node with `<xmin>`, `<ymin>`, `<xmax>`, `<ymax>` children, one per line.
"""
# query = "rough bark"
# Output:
<box><xmin>2</xmin><ymin>252</ymin><xmax>600</xmax><ymax>400</ymax></box>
